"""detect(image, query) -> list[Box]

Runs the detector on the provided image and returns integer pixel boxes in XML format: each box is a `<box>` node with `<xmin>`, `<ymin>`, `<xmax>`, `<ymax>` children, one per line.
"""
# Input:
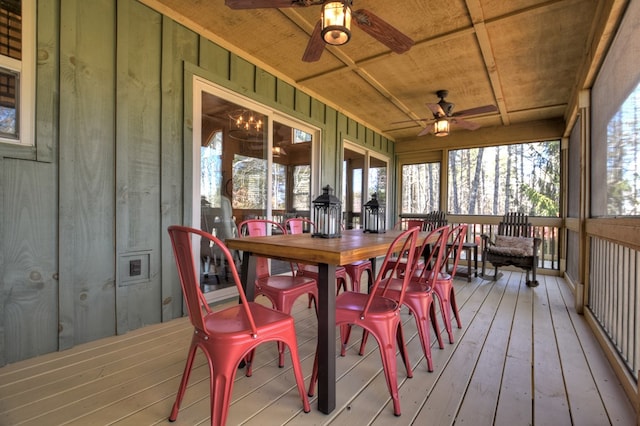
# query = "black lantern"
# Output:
<box><xmin>312</xmin><ymin>185</ymin><xmax>342</xmax><ymax>238</ymax></box>
<box><xmin>363</xmin><ymin>193</ymin><xmax>386</xmax><ymax>233</ymax></box>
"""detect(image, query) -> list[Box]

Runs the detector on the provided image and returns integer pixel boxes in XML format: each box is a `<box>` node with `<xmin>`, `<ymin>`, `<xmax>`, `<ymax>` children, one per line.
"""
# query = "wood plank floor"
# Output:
<box><xmin>0</xmin><ymin>272</ymin><xmax>636</xmax><ymax>425</ymax></box>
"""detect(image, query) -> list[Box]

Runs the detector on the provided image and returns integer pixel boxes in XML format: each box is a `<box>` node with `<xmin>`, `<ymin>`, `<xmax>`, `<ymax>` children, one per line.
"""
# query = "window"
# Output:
<box><xmin>606</xmin><ymin>81</ymin><xmax>640</xmax><ymax>216</ymax></box>
<box><xmin>448</xmin><ymin>141</ymin><xmax>560</xmax><ymax>216</ymax></box>
<box><xmin>401</xmin><ymin>162</ymin><xmax>441</xmax><ymax>214</ymax></box>
<box><xmin>0</xmin><ymin>0</ymin><xmax>34</xmax><ymax>145</ymax></box>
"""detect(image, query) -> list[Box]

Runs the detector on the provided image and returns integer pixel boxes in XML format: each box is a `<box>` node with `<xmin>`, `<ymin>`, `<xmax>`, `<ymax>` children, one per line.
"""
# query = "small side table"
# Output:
<box><xmin>446</xmin><ymin>241</ymin><xmax>478</xmax><ymax>281</ymax></box>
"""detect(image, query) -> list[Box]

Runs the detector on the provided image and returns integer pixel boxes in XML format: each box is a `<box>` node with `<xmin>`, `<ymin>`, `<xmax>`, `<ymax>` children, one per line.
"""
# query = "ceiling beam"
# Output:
<box><xmin>464</xmin><ymin>0</ymin><xmax>509</xmax><ymax>125</ymax></box>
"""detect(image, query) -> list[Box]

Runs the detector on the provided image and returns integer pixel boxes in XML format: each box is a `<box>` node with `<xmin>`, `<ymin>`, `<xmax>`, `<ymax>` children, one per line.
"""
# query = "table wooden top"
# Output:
<box><xmin>226</xmin><ymin>229</ymin><xmax>427</xmax><ymax>266</ymax></box>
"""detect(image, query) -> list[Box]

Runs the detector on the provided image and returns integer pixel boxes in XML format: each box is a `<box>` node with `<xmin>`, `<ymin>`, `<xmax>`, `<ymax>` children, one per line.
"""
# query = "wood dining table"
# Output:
<box><xmin>225</xmin><ymin>228</ymin><xmax>425</xmax><ymax>414</ymax></box>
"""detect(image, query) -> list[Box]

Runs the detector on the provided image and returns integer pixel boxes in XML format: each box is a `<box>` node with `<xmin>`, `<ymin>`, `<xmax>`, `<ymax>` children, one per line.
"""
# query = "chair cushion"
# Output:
<box><xmin>489</xmin><ymin>235</ymin><xmax>534</xmax><ymax>257</ymax></box>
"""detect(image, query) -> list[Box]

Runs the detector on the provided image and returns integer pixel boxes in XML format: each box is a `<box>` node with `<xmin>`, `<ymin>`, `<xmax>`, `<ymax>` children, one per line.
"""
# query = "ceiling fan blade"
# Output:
<box><xmin>426</xmin><ymin>103</ymin><xmax>445</xmax><ymax>117</ymax></box>
<box><xmin>417</xmin><ymin>126</ymin><xmax>433</xmax><ymax>137</ymax></box>
<box><xmin>302</xmin><ymin>21</ymin><xmax>324</xmax><ymax>62</ymax></box>
<box><xmin>225</xmin><ymin>0</ymin><xmax>319</xmax><ymax>9</ymax></box>
<box><xmin>451</xmin><ymin>118</ymin><xmax>481</xmax><ymax>131</ymax></box>
<box><xmin>352</xmin><ymin>9</ymin><xmax>414</xmax><ymax>54</ymax></box>
<box><xmin>452</xmin><ymin>104</ymin><xmax>497</xmax><ymax>117</ymax></box>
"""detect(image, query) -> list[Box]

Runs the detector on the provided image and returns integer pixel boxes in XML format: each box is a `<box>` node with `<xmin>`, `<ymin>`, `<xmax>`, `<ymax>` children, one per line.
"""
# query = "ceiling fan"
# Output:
<box><xmin>394</xmin><ymin>90</ymin><xmax>498</xmax><ymax>137</ymax></box>
<box><xmin>225</xmin><ymin>0</ymin><xmax>414</xmax><ymax>62</ymax></box>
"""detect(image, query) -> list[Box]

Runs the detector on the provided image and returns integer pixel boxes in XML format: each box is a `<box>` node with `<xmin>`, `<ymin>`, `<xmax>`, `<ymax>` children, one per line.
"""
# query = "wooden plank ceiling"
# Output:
<box><xmin>140</xmin><ymin>0</ymin><xmax>623</xmax><ymax>143</ymax></box>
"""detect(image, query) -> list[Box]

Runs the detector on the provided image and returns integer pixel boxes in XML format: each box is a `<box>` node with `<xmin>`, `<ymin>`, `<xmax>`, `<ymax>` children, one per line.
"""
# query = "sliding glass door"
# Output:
<box><xmin>194</xmin><ymin>77</ymin><xmax>319</xmax><ymax>302</ymax></box>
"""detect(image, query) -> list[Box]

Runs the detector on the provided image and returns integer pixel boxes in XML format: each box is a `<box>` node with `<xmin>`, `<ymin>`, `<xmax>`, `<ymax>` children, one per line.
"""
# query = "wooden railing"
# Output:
<box><xmin>585</xmin><ymin>218</ymin><xmax>640</xmax><ymax>383</ymax></box>
<box><xmin>399</xmin><ymin>214</ymin><xmax>562</xmax><ymax>271</ymax></box>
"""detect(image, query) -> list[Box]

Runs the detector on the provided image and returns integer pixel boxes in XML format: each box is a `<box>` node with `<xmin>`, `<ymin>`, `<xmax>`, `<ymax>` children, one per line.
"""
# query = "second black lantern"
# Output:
<box><xmin>363</xmin><ymin>193</ymin><xmax>385</xmax><ymax>233</ymax></box>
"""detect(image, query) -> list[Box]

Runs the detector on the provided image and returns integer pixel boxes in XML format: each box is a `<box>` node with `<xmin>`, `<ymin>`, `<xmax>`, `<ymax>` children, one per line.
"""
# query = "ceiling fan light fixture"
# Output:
<box><xmin>434</xmin><ymin>118</ymin><xmax>450</xmax><ymax>137</ymax></box>
<box><xmin>321</xmin><ymin>1</ymin><xmax>352</xmax><ymax>46</ymax></box>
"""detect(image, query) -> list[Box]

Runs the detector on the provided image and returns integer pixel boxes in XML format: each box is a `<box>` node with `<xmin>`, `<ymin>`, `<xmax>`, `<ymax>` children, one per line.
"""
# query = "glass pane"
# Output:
<box><xmin>233</xmin><ymin>153</ymin><xmax>268</xmax><ymax>210</ymax></box>
<box><xmin>0</xmin><ymin>68</ymin><xmax>17</xmax><ymax>138</ymax></box>
<box><xmin>0</xmin><ymin>0</ymin><xmax>22</xmax><ymax>61</ymax></box>
<box><xmin>272</xmin><ymin>163</ymin><xmax>286</xmax><ymax>210</ymax></box>
<box><xmin>273</xmin><ymin>121</ymin><xmax>312</xmax><ymax>220</ymax></box>
<box><xmin>401</xmin><ymin>162</ymin><xmax>440</xmax><ymax>213</ymax></box>
<box><xmin>201</xmin><ymin>130</ymin><xmax>223</xmax><ymax>208</ymax></box>
<box><xmin>447</xmin><ymin>141</ymin><xmax>560</xmax><ymax>216</ymax></box>
<box><xmin>343</xmin><ymin>147</ymin><xmax>364</xmax><ymax>228</ymax></box>
<box><xmin>607</xmin><ymin>81</ymin><xmax>640</xmax><ymax>216</ymax></box>
<box><xmin>368</xmin><ymin>156</ymin><xmax>387</xmax><ymax>204</ymax></box>
<box><xmin>292</xmin><ymin>165</ymin><xmax>310</xmax><ymax>210</ymax></box>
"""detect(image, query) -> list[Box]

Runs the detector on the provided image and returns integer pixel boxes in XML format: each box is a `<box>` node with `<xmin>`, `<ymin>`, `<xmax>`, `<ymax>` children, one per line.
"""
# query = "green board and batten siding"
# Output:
<box><xmin>0</xmin><ymin>0</ymin><xmax>394</xmax><ymax>365</ymax></box>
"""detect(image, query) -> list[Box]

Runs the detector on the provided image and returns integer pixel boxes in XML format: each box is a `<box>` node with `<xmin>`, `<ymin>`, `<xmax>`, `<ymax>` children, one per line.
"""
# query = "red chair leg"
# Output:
<box><xmin>434</xmin><ymin>281</ymin><xmax>456</xmax><ymax>343</ymax></box>
<box><xmin>336</xmin><ymin>276</ymin><xmax>348</xmax><ymax>295</ymax></box>
<box><xmin>369</xmin><ymin>321</ymin><xmax>406</xmax><ymax>417</ymax></box>
<box><xmin>210</xmin><ymin>360</ymin><xmax>237</xmax><ymax>426</ymax></box>
<box><xmin>405</xmin><ymin>302</ymin><xmax>435</xmax><ymax>371</ymax></box>
<box><xmin>308</xmin><ymin>349</ymin><xmax>319</xmax><ymax>397</ymax></box>
<box><xmin>340</xmin><ymin>324</ymin><xmax>352</xmax><ymax>356</ymax></box>
<box><xmin>451</xmin><ymin>290</ymin><xmax>462</xmax><ymax>328</ymax></box>
<box><xmin>169</xmin><ymin>343</ymin><xmax>198</xmax><ymax>422</ymax></box>
<box><xmin>285</xmin><ymin>339</ymin><xmax>311</xmax><ymax>413</ymax></box>
<box><xmin>395</xmin><ymin>323</ymin><xmax>413</xmax><ymax>378</ymax></box>
<box><xmin>430</xmin><ymin>302</ymin><xmax>445</xmax><ymax>349</ymax></box>
<box><xmin>359</xmin><ymin>329</ymin><xmax>370</xmax><ymax>356</ymax></box>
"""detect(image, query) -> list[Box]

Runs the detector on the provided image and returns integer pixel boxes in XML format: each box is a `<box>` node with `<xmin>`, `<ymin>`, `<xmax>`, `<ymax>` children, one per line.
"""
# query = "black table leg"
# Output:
<box><xmin>317</xmin><ymin>263</ymin><xmax>336</xmax><ymax>414</ymax></box>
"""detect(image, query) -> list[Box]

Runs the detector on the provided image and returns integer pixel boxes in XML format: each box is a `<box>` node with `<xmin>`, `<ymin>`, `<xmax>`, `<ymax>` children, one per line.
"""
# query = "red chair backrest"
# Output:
<box><xmin>444</xmin><ymin>224</ymin><xmax>468</xmax><ymax>278</ymax></box>
<box><xmin>167</xmin><ymin>225</ymin><xmax>258</xmax><ymax>337</ymax></box>
<box><xmin>364</xmin><ymin>227</ymin><xmax>419</xmax><ymax>315</ymax></box>
<box><xmin>393</xmin><ymin>219</ymin><xmax>427</xmax><ymax>231</ymax></box>
<box><xmin>285</xmin><ymin>217</ymin><xmax>316</xmax><ymax>234</ymax></box>
<box><xmin>412</xmin><ymin>225</ymin><xmax>450</xmax><ymax>285</ymax></box>
<box><xmin>237</xmin><ymin>219</ymin><xmax>290</xmax><ymax>279</ymax></box>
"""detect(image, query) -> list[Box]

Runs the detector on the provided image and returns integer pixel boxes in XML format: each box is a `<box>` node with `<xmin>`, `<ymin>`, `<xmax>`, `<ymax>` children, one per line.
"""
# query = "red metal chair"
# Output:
<box><xmin>434</xmin><ymin>224</ymin><xmax>468</xmax><ymax>343</ymax></box>
<box><xmin>285</xmin><ymin>217</ymin><xmax>350</xmax><ymax>295</ymax></box>
<box><xmin>361</xmin><ymin>225</ymin><xmax>449</xmax><ymax>371</ymax></box>
<box><xmin>167</xmin><ymin>225</ymin><xmax>310</xmax><ymax>425</ymax></box>
<box><xmin>308</xmin><ymin>227</ymin><xmax>420</xmax><ymax>417</ymax></box>
<box><xmin>237</xmin><ymin>219</ymin><xmax>318</xmax><ymax>367</ymax></box>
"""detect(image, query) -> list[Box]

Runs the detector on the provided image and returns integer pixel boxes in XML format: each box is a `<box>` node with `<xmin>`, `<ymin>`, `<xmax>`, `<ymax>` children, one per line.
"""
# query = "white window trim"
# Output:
<box><xmin>0</xmin><ymin>0</ymin><xmax>35</xmax><ymax>146</ymax></box>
